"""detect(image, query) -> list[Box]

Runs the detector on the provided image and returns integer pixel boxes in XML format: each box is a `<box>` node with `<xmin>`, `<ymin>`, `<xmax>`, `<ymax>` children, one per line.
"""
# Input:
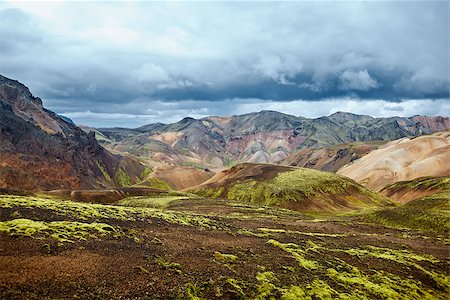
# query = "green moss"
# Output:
<box><xmin>193</xmin><ymin>187</ymin><xmax>224</xmax><ymax>199</ymax></box>
<box><xmin>0</xmin><ymin>218</ymin><xmax>119</xmax><ymax>243</ymax></box>
<box><xmin>257</xmin><ymin>227</ymin><xmax>346</xmax><ymax>238</ymax></box>
<box><xmin>197</xmin><ymin>167</ymin><xmax>392</xmax><ymax>210</ymax></box>
<box><xmin>342</xmin><ymin>245</ymin><xmax>439</xmax><ymax>264</ymax></box>
<box><xmin>183</xmin><ymin>282</ymin><xmax>204</xmax><ymax>300</ymax></box>
<box><xmin>325</xmin><ymin>267</ymin><xmax>434</xmax><ymax>299</ymax></box>
<box><xmin>118</xmin><ymin>195</ymin><xmax>191</xmax><ymax>208</ymax></box>
<box><xmin>267</xmin><ymin>239</ymin><xmax>320</xmax><ymax>270</ymax></box>
<box><xmin>138</xmin><ymin>166</ymin><xmax>152</xmax><ymax>181</ymax></box>
<box><xmin>281</xmin><ymin>286</ymin><xmax>308</xmax><ymax>300</ymax></box>
<box><xmin>336</xmin><ymin>245</ymin><xmax>449</xmax><ymax>290</ymax></box>
<box><xmin>366</xmin><ymin>191</ymin><xmax>450</xmax><ymax>232</ymax></box>
<box><xmin>156</xmin><ymin>256</ymin><xmax>182</xmax><ymax>274</ymax></box>
<box><xmin>257</xmin><ymin>228</ymin><xmax>287</xmax><ymax>234</ymax></box>
<box><xmin>214</xmin><ymin>251</ymin><xmax>238</xmax><ymax>263</ymax></box>
<box><xmin>95</xmin><ymin>161</ymin><xmax>112</xmax><ymax>182</ymax></box>
<box><xmin>303</xmin><ymin>279</ymin><xmax>337</xmax><ymax>300</ymax></box>
<box><xmin>0</xmin><ymin>195</ymin><xmax>221</xmax><ymax>229</ymax></box>
<box><xmin>382</xmin><ymin>176</ymin><xmax>450</xmax><ymax>193</ymax></box>
<box><xmin>225</xmin><ymin>278</ymin><xmax>246</xmax><ymax>298</ymax></box>
<box><xmin>137</xmin><ymin>177</ymin><xmax>173</xmax><ymax>190</ymax></box>
<box><xmin>255</xmin><ymin>271</ymin><xmax>278</xmax><ymax>300</ymax></box>
<box><xmin>115</xmin><ymin>167</ymin><xmax>132</xmax><ymax>187</ymax></box>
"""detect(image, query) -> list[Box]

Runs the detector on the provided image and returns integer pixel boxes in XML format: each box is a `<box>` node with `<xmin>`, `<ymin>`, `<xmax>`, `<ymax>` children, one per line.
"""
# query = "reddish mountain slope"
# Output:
<box><xmin>0</xmin><ymin>75</ymin><xmax>146</xmax><ymax>191</ymax></box>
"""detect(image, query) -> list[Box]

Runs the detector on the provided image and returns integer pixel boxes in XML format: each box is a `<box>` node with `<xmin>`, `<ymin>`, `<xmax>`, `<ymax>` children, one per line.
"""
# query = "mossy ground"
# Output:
<box><xmin>114</xmin><ymin>167</ymin><xmax>133</xmax><ymax>187</ymax></box>
<box><xmin>382</xmin><ymin>176</ymin><xmax>450</xmax><ymax>194</ymax></box>
<box><xmin>364</xmin><ymin>191</ymin><xmax>450</xmax><ymax>232</ymax></box>
<box><xmin>0</xmin><ymin>193</ymin><xmax>448</xmax><ymax>299</ymax></box>
<box><xmin>134</xmin><ymin>177</ymin><xmax>173</xmax><ymax>190</ymax></box>
<box><xmin>0</xmin><ymin>218</ymin><xmax>120</xmax><ymax>243</ymax></box>
<box><xmin>118</xmin><ymin>195</ymin><xmax>196</xmax><ymax>208</ymax></box>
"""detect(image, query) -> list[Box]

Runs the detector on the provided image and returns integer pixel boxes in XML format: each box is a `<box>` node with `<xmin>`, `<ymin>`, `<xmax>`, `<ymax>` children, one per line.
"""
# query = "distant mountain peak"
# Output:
<box><xmin>180</xmin><ymin>116</ymin><xmax>197</xmax><ymax>122</ymax></box>
<box><xmin>328</xmin><ymin>111</ymin><xmax>374</xmax><ymax>123</ymax></box>
<box><xmin>0</xmin><ymin>74</ymin><xmax>43</xmax><ymax>107</ymax></box>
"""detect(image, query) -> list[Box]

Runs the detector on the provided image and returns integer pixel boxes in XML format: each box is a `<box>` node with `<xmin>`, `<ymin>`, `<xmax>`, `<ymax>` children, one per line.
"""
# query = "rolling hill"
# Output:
<box><xmin>190</xmin><ymin>163</ymin><xmax>394</xmax><ymax>212</ymax></box>
<box><xmin>380</xmin><ymin>176</ymin><xmax>450</xmax><ymax>204</ymax></box>
<box><xmin>365</xmin><ymin>190</ymin><xmax>450</xmax><ymax>232</ymax></box>
<box><xmin>337</xmin><ymin>131</ymin><xmax>450</xmax><ymax>191</ymax></box>
<box><xmin>138</xmin><ymin>165</ymin><xmax>214</xmax><ymax>190</ymax></box>
<box><xmin>0</xmin><ymin>75</ymin><xmax>147</xmax><ymax>191</ymax></box>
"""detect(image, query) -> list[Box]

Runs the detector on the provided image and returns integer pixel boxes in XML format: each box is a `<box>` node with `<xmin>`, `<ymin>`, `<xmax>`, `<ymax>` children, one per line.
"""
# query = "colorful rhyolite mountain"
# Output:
<box><xmin>97</xmin><ymin>110</ymin><xmax>449</xmax><ymax>169</ymax></box>
<box><xmin>0</xmin><ymin>75</ymin><xmax>147</xmax><ymax>191</ymax></box>
<box><xmin>338</xmin><ymin>131</ymin><xmax>450</xmax><ymax>191</ymax></box>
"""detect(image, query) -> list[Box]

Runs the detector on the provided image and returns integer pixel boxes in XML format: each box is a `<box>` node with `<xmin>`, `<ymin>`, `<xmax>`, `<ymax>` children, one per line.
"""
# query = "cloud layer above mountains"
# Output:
<box><xmin>0</xmin><ymin>1</ymin><xmax>448</xmax><ymax>126</ymax></box>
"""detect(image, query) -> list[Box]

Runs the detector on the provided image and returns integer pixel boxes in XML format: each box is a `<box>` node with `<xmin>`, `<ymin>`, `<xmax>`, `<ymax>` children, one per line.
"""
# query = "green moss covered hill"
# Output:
<box><xmin>191</xmin><ymin>163</ymin><xmax>394</xmax><ymax>212</ymax></box>
<box><xmin>381</xmin><ymin>176</ymin><xmax>450</xmax><ymax>204</ymax></box>
<box><xmin>367</xmin><ymin>189</ymin><xmax>450</xmax><ymax>232</ymax></box>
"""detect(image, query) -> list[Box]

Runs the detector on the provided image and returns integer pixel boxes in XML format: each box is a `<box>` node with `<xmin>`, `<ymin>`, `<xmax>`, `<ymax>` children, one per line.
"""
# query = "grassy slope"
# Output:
<box><xmin>382</xmin><ymin>176</ymin><xmax>450</xmax><ymax>193</ymax></box>
<box><xmin>364</xmin><ymin>190</ymin><xmax>450</xmax><ymax>232</ymax></box>
<box><xmin>381</xmin><ymin>176</ymin><xmax>450</xmax><ymax>203</ymax></box>
<box><xmin>193</xmin><ymin>164</ymin><xmax>394</xmax><ymax>212</ymax></box>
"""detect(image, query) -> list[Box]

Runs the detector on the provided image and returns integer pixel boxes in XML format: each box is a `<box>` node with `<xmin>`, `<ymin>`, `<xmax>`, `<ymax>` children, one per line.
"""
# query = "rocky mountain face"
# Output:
<box><xmin>0</xmin><ymin>75</ymin><xmax>146</xmax><ymax>191</ymax></box>
<box><xmin>97</xmin><ymin>110</ymin><xmax>450</xmax><ymax>169</ymax></box>
<box><xmin>281</xmin><ymin>141</ymin><xmax>384</xmax><ymax>172</ymax></box>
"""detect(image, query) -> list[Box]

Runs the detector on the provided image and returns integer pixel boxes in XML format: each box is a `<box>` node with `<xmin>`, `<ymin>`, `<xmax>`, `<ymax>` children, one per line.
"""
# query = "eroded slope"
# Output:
<box><xmin>338</xmin><ymin>131</ymin><xmax>450</xmax><ymax>191</ymax></box>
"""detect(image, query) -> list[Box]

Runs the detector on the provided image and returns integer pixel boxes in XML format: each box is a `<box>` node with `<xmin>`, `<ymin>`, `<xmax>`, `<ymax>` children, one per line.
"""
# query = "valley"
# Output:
<box><xmin>0</xmin><ymin>74</ymin><xmax>449</xmax><ymax>299</ymax></box>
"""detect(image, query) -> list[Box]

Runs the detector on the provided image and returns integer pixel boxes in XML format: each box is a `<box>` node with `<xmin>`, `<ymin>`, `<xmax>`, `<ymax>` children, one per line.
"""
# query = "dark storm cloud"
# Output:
<box><xmin>0</xmin><ymin>1</ymin><xmax>448</xmax><ymax>126</ymax></box>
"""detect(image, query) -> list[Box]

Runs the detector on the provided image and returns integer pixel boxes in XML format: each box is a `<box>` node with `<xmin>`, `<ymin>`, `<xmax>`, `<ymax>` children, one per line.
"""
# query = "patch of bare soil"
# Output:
<box><xmin>150</xmin><ymin>165</ymin><xmax>213</xmax><ymax>190</ymax></box>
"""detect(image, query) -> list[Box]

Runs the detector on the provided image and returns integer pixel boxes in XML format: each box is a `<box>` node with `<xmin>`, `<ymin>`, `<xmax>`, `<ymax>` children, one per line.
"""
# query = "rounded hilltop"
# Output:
<box><xmin>190</xmin><ymin>163</ymin><xmax>394</xmax><ymax>212</ymax></box>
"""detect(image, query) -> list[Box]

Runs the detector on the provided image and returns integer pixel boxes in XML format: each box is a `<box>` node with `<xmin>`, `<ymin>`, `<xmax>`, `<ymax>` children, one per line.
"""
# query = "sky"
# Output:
<box><xmin>0</xmin><ymin>0</ymin><xmax>449</xmax><ymax>127</ymax></box>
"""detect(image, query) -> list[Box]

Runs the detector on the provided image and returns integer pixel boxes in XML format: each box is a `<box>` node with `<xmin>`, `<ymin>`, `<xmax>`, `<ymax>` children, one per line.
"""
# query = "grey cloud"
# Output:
<box><xmin>60</xmin><ymin>98</ymin><xmax>450</xmax><ymax>128</ymax></box>
<box><xmin>0</xmin><ymin>1</ymin><xmax>448</xmax><ymax>127</ymax></box>
<box><xmin>383</xmin><ymin>105</ymin><xmax>404</xmax><ymax>112</ymax></box>
<box><xmin>339</xmin><ymin>70</ymin><xmax>379</xmax><ymax>91</ymax></box>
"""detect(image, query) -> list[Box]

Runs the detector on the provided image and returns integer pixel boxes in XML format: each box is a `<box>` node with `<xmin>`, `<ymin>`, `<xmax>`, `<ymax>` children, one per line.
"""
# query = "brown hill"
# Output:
<box><xmin>281</xmin><ymin>141</ymin><xmax>384</xmax><ymax>172</ymax></box>
<box><xmin>190</xmin><ymin>163</ymin><xmax>393</xmax><ymax>212</ymax></box>
<box><xmin>0</xmin><ymin>75</ymin><xmax>146</xmax><ymax>191</ymax></box>
<box><xmin>143</xmin><ymin>165</ymin><xmax>214</xmax><ymax>190</ymax></box>
<box><xmin>337</xmin><ymin>131</ymin><xmax>450</xmax><ymax>191</ymax></box>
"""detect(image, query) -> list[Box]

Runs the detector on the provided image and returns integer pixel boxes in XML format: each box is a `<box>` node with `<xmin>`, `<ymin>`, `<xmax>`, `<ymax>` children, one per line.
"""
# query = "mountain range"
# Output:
<box><xmin>94</xmin><ymin>108</ymin><xmax>450</xmax><ymax>169</ymax></box>
<box><xmin>1</xmin><ymin>74</ymin><xmax>449</xmax><ymax>192</ymax></box>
